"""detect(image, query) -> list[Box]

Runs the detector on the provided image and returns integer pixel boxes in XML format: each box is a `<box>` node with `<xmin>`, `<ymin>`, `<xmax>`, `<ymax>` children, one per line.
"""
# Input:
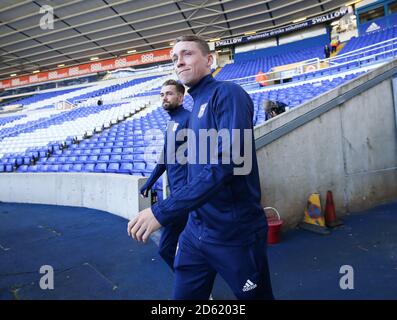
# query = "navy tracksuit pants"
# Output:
<box><xmin>158</xmin><ymin>214</ymin><xmax>189</xmax><ymax>271</ymax></box>
<box><xmin>172</xmin><ymin>228</ymin><xmax>274</xmax><ymax>300</ymax></box>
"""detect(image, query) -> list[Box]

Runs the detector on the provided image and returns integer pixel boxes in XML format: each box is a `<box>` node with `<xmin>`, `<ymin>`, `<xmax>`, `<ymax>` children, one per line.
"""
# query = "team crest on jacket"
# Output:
<box><xmin>197</xmin><ymin>103</ymin><xmax>208</xmax><ymax>118</ymax></box>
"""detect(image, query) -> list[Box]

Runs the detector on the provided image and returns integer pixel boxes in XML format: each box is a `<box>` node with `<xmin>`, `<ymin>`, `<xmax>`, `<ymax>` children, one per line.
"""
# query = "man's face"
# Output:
<box><xmin>172</xmin><ymin>41</ymin><xmax>213</xmax><ymax>87</ymax></box>
<box><xmin>160</xmin><ymin>85</ymin><xmax>183</xmax><ymax>111</ymax></box>
<box><xmin>264</xmin><ymin>101</ymin><xmax>272</xmax><ymax>112</ymax></box>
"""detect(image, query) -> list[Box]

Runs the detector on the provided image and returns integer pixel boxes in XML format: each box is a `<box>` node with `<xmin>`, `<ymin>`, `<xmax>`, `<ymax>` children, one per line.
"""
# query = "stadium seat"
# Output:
<box><xmin>94</xmin><ymin>163</ymin><xmax>107</xmax><ymax>173</ymax></box>
<box><xmin>83</xmin><ymin>163</ymin><xmax>95</xmax><ymax>172</ymax></box>
<box><xmin>107</xmin><ymin>162</ymin><xmax>120</xmax><ymax>173</ymax></box>
<box><xmin>118</xmin><ymin>163</ymin><xmax>133</xmax><ymax>174</ymax></box>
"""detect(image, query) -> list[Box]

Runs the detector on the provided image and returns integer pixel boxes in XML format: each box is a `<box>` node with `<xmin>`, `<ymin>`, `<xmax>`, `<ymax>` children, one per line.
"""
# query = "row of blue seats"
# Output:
<box><xmin>36</xmin><ymin>154</ymin><xmax>154</xmax><ymax>164</ymax></box>
<box><xmin>72</xmin><ymin>136</ymin><xmax>160</xmax><ymax>144</ymax></box>
<box><xmin>0</xmin><ymin>114</ymin><xmax>26</xmax><ymax>127</ymax></box>
<box><xmin>292</xmin><ymin>62</ymin><xmax>361</xmax><ymax>81</ymax></box>
<box><xmin>69</xmin><ymin>75</ymin><xmax>162</xmax><ymax>103</ymax></box>
<box><xmin>216</xmin><ymin>46</ymin><xmax>323</xmax><ymax>80</ymax></box>
<box><xmin>0</xmin><ymin>162</ymin><xmax>155</xmax><ymax>175</ymax></box>
<box><xmin>0</xmin><ymin>140</ymin><xmax>71</xmax><ymax>165</ymax></box>
<box><xmin>2</xmin><ymin>86</ymin><xmax>84</xmax><ymax>108</ymax></box>
<box><xmin>0</xmin><ymin>102</ymin><xmax>122</xmax><ymax>139</ymax></box>
<box><xmin>340</xmin><ymin>25</ymin><xmax>397</xmax><ymax>55</ymax></box>
<box><xmin>99</xmin><ymin>132</ymin><xmax>162</xmax><ymax>139</ymax></box>
<box><xmin>251</xmin><ymin>72</ymin><xmax>365</xmax><ymax>125</ymax></box>
<box><xmin>63</xmin><ymin>143</ymin><xmax>150</xmax><ymax>155</ymax></box>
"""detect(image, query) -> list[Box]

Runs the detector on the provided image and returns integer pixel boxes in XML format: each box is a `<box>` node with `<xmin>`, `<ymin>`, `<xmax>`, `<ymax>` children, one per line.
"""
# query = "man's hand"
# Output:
<box><xmin>140</xmin><ymin>188</ymin><xmax>150</xmax><ymax>198</ymax></box>
<box><xmin>127</xmin><ymin>207</ymin><xmax>162</xmax><ymax>243</ymax></box>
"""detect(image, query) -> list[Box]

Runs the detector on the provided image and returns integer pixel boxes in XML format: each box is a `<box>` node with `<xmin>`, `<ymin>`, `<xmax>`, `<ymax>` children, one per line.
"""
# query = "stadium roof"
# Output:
<box><xmin>0</xmin><ymin>0</ymin><xmax>349</xmax><ymax>79</ymax></box>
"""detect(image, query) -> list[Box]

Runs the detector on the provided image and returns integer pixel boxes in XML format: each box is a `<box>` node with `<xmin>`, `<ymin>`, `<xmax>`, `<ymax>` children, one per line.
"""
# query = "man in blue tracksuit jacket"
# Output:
<box><xmin>140</xmin><ymin>79</ymin><xmax>190</xmax><ymax>271</ymax></box>
<box><xmin>128</xmin><ymin>35</ymin><xmax>274</xmax><ymax>300</ymax></box>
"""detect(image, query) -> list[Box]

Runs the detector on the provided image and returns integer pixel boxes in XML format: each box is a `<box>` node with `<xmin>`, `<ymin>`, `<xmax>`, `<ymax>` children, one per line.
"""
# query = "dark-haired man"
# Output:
<box><xmin>140</xmin><ymin>79</ymin><xmax>190</xmax><ymax>271</ymax></box>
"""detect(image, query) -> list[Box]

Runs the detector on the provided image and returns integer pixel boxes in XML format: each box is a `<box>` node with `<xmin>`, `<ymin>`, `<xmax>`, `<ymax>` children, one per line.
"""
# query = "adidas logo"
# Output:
<box><xmin>242</xmin><ymin>279</ymin><xmax>257</xmax><ymax>292</ymax></box>
<box><xmin>366</xmin><ymin>22</ymin><xmax>380</xmax><ymax>33</ymax></box>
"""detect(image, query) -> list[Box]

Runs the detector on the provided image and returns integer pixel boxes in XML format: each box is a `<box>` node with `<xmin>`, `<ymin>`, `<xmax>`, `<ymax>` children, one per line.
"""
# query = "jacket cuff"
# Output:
<box><xmin>152</xmin><ymin>202</ymin><xmax>169</xmax><ymax>226</ymax></box>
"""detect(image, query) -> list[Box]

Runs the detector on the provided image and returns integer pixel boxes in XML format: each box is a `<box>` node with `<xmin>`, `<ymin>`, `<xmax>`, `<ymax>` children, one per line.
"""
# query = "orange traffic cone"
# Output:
<box><xmin>299</xmin><ymin>193</ymin><xmax>330</xmax><ymax>234</ymax></box>
<box><xmin>324</xmin><ymin>191</ymin><xmax>343</xmax><ymax>228</ymax></box>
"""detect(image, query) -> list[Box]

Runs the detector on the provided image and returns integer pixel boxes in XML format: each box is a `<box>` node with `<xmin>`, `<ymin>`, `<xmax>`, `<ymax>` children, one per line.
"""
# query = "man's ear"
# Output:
<box><xmin>178</xmin><ymin>93</ymin><xmax>184</xmax><ymax>104</ymax></box>
<box><xmin>207</xmin><ymin>53</ymin><xmax>214</xmax><ymax>68</ymax></box>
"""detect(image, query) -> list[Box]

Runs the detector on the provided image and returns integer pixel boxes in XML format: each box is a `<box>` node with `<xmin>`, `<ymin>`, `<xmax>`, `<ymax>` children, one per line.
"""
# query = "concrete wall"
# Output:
<box><xmin>0</xmin><ymin>173</ymin><xmax>151</xmax><ymax>220</ymax></box>
<box><xmin>254</xmin><ymin>59</ymin><xmax>397</xmax><ymax>228</ymax></box>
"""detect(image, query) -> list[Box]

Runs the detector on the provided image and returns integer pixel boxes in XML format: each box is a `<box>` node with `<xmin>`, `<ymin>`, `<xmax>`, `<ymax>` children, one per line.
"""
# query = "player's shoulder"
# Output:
<box><xmin>181</xmin><ymin>107</ymin><xmax>191</xmax><ymax>116</ymax></box>
<box><xmin>214</xmin><ymin>79</ymin><xmax>249</xmax><ymax>100</ymax></box>
<box><xmin>216</xmin><ymin>79</ymin><xmax>243</xmax><ymax>91</ymax></box>
<box><xmin>180</xmin><ymin>107</ymin><xmax>191</xmax><ymax>123</ymax></box>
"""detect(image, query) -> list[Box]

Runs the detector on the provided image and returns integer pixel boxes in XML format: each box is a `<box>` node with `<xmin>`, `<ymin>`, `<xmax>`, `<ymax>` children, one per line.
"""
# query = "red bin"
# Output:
<box><xmin>264</xmin><ymin>207</ymin><xmax>283</xmax><ymax>244</ymax></box>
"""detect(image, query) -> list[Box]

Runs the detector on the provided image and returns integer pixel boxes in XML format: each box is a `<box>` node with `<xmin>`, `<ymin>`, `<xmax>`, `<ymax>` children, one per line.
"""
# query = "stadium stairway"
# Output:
<box><xmin>331</xmin><ymin>42</ymin><xmax>346</xmax><ymax>57</ymax></box>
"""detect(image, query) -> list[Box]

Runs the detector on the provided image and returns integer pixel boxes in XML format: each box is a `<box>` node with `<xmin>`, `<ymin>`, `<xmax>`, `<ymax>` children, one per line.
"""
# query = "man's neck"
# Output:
<box><xmin>187</xmin><ymin>71</ymin><xmax>212</xmax><ymax>89</ymax></box>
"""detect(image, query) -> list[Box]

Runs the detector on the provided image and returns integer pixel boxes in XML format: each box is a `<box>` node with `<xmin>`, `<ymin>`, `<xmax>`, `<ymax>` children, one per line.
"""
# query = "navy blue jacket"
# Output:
<box><xmin>152</xmin><ymin>74</ymin><xmax>267</xmax><ymax>246</ymax></box>
<box><xmin>140</xmin><ymin>106</ymin><xmax>190</xmax><ymax>195</ymax></box>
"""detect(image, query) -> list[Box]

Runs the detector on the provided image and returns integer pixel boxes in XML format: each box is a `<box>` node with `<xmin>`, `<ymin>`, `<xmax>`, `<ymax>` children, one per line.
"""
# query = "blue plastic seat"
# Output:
<box><xmin>146</xmin><ymin>162</ymin><xmax>157</xmax><ymax>171</ymax></box>
<box><xmin>133</xmin><ymin>141</ymin><xmax>144</xmax><ymax>147</ymax></box>
<box><xmin>118</xmin><ymin>162</ymin><xmax>133</xmax><ymax>174</ymax></box>
<box><xmin>53</xmin><ymin>150</ymin><xmax>63</xmax><ymax>156</ymax></box>
<box><xmin>98</xmin><ymin>155</ymin><xmax>110</xmax><ymax>162</ymax></box>
<box><xmin>48</xmin><ymin>164</ymin><xmax>60</xmax><ymax>172</ymax></box>
<box><xmin>134</xmin><ymin>153</ymin><xmax>145</xmax><ymax>161</ymax></box>
<box><xmin>57</xmin><ymin>156</ymin><xmax>66</xmax><ymax>163</ymax></box>
<box><xmin>60</xmin><ymin>164</ymin><xmax>72</xmax><ymax>172</ymax></box>
<box><xmin>17</xmin><ymin>165</ymin><xmax>28</xmax><ymax>172</ymax></box>
<box><xmin>123</xmin><ymin>147</ymin><xmax>134</xmax><ymax>154</ymax></box>
<box><xmin>107</xmin><ymin>162</ymin><xmax>120</xmax><ymax>173</ymax></box>
<box><xmin>71</xmin><ymin>164</ymin><xmax>83</xmax><ymax>172</ymax></box>
<box><xmin>37</xmin><ymin>158</ymin><xmax>47</xmax><ymax>164</ymax></box>
<box><xmin>134</xmin><ymin>147</ymin><xmax>145</xmax><ymax>153</ymax></box>
<box><xmin>82</xmin><ymin>163</ymin><xmax>95</xmax><ymax>172</ymax></box>
<box><xmin>72</xmin><ymin>149</ymin><xmax>82</xmax><ymax>155</ymax></box>
<box><xmin>27</xmin><ymin>165</ymin><xmax>38</xmax><ymax>172</ymax></box>
<box><xmin>121</xmin><ymin>154</ymin><xmax>134</xmax><ymax>162</ymax></box>
<box><xmin>133</xmin><ymin>161</ymin><xmax>146</xmax><ymax>171</ymax></box>
<box><xmin>110</xmin><ymin>154</ymin><xmax>122</xmax><ymax>161</ymax></box>
<box><xmin>77</xmin><ymin>155</ymin><xmax>88</xmax><ymax>163</ymax></box>
<box><xmin>94</xmin><ymin>163</ymin><xmax>107</xmax><ymax>172</ymax></box>
<box><xmin>81</xmin><ymin>149</ymin><xmax>91</xmax><ymax>155</ymax></box>
<box><xmin>65</xmin><ymin>156</ymin><xmax>77</xmax><ymax>163</ymax></box>
<box><xmin>36</xmin><ymin>164</ymin><xmax>49</xmax><ymax>172</ymax></box>
<box><xmin>86</xmin><ymin>155</ymin><xmax>98</xmax><ymax>163</ymax></box>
